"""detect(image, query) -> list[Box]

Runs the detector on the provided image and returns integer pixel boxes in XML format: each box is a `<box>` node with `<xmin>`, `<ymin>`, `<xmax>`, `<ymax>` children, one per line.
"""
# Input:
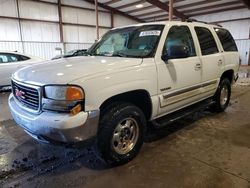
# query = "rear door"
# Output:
<box><xmin>194</xmin><ymin>26</ymin><xmax>224</xmax><ymax>99</ymax></box>
<box><xmin>214</xmin><ymin>27</ymin><xmax>239</xmax><ymax>71</ymax></box>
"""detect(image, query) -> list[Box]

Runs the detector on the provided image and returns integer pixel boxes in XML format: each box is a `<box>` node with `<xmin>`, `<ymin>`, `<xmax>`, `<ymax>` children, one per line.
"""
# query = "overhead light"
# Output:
<box><xmin>135</xmin><ymin>4</ymin><xmax>143</xmax><ymax>8</ymax></box>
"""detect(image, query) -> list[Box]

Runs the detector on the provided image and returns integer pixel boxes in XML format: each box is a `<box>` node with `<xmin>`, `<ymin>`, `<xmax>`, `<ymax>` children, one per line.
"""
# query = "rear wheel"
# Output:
<box><xmin>213</xmin><ymin>78</ymin><xmax>231</xmax><ymax>112</ymax></box>
<box><xmin>97</xmin><ymin>102</ymin><xmax>146</xmax><ymax>166</ymax></box>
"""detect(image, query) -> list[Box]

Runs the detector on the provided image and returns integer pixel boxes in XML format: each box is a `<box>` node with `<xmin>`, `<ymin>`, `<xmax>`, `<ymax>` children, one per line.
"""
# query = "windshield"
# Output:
<box><xmin>88</xmin><ymin>25</ymin><xmax>164</xmax><ymax>58</ymax></box>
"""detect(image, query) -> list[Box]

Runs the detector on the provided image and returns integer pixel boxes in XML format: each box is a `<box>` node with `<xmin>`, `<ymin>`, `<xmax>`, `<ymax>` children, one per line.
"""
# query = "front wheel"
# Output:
<box><xmin>97</xmin><ymin>103</ymin><xmax>146</xmax><ymax>166</ymax></box>
<box><xmin>213</xmin><ymin>78</ymin><xmax>231</xmax><ymax>112</ymax></box>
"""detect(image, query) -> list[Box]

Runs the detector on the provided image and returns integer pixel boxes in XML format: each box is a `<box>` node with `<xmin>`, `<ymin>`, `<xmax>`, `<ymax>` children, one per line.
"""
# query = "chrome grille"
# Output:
<box><xmin>12</xmin><ymin>80</ymin><xmax>41</xmax><ymax>112</ymax></box>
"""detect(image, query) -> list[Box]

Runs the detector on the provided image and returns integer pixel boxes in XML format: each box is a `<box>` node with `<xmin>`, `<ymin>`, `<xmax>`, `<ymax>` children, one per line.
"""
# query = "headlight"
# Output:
<box><xmin>44</xmin><ymin>86</ymin><xmax>84</xmax><ymax>100</ymax></box>
<box><xmin>42</xmin><ymin>85</ymin><xmax>85</xmax><ymax>114</ymax></box>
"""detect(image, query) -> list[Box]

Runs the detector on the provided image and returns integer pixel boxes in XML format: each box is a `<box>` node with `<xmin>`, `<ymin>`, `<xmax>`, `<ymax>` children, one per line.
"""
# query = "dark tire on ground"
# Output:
<box><xmin>97</xmin><ymin>102</ymin><xmax>146</xmax><ymax>166</ymax></box>
<box><xmin>212</xmin><ymin>78</ymin><xmax>231</xmax><ymax>112</ymax></box>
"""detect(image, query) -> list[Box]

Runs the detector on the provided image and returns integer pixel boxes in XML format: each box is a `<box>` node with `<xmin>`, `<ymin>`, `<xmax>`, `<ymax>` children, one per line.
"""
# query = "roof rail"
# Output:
<box><xmin>185</xmin><ymin>19</ymin><xmax>222</xmax><ymax>27</ymax></box>
<box><xmin>185</xmin><ymin>18</ymin><xmax>208</xmax><ymax>24</ymax></box>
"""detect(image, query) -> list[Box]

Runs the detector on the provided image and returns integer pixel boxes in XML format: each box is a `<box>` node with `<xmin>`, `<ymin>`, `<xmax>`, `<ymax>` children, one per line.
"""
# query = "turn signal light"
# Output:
<box><xmin>71</xmin><ymin>104</ymin><xmax>82</xmax><ymax>115</ymax></box>
<box><xmin>66</xmin><ymin>87</ymin><xmax>84</xmax><ymax>101</ymax></box>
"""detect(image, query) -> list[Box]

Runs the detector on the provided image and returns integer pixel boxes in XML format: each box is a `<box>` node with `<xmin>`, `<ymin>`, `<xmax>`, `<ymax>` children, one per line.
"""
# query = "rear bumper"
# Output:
<box><xmin>8</xmin><ymin>93</ymin><xmax>99</xmax><ymax>143</ymax></box>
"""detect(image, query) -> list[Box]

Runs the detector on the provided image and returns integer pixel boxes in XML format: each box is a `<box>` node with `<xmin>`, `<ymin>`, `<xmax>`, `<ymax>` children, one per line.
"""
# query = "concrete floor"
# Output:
<box><xmin>0</xmin><ymin>67</ymin><xmax>250</xmax><ymax>188</ymax></box>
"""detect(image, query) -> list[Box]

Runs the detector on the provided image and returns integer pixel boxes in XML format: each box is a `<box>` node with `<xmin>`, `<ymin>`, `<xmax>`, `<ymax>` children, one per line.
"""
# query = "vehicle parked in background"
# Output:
<box><xmin>52</xmin><ymin>49</ymin><xmax>88</xmax><ymax>60</ymax></box>
<box><xmin>0</xmin><ymin>52</ymin><xmax>43</xmax><ymax>90</ymax></box>
<box><xmin>9</xmin><ymin>21</ymin><xmax>239</xmax><ymax>165</ymax></box>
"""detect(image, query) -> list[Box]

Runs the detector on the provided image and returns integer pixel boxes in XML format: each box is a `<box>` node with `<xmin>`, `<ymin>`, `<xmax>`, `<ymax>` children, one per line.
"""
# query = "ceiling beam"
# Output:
<box><xmin>135</xmin><ymin>0</ymin><xmax>219</xmax><ymax>18</ymax></box>
<box><xmin>145</xmin><ymin>0</ymin><xmax>187</xmax><ymax>19</ymax></box>
<box><xmin>143</xmin><ymin>13</ymin><xmax>169</xmax><ymax>21</ymax></box>
<box><xmin>84</xmin><ymin>0</ymin><xmax>144</xmax><ymax>22</ymax></box>
<box><xmin>115</xmin><ymin>0</ymin><xmax>145</xmax><ymax>10</ymax></box>
<box><xmin>126</xmin><ymin>5</ymin><xmax>155</xmax><ymax>14</ymax></box>
<box><xmin>176</xmin><ymin>0</ymin><xmax>220</xmax><ymax>10</ymax></box>
<box><xmin>182</xmin><ymin>1</ymin><xmax>242</xmax><ymax>14</ymax></box>
<box><xmin>136</xmin><ymin>10</ymin><xmax>166</xmax><ymax>18</ymax></box>
<box><xmin>104</xmin><ymin>0</ymin><xmax>121</xmax><ymax>5</ymax></box>
<box><xmin>241</xmin><ymin>0</ymin><xmax>250</xmax><ymax>9</ymax></box>
<box><xmin>188</xmin><ymin>5</ymin><xmax>246</xmax><ymax>17</ymax></box>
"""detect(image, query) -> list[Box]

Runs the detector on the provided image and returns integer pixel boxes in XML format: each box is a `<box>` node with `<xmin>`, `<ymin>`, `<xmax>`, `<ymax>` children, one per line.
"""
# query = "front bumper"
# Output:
<box><xmin>8</xmin><ymin>94</ymin><xmax>99</xmax><ymax>143</ymax></box>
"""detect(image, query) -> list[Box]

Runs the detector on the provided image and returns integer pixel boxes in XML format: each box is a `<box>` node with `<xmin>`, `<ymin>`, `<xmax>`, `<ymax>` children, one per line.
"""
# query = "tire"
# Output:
<box><xmin>213</xmin><ymin>78</ymin><xmax>231</xmax><ymax>112</ymax></box>
<box><xmin>97</xmin><ymin>102</ymin><xmax>146</xmax><ymax>166</ymax></box>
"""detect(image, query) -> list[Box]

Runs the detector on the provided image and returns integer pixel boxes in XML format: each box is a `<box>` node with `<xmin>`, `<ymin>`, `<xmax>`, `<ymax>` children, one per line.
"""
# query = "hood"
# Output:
<box><xmin>13</xmin><ymin>56</ymin><xmax>142</xmax><ymax>85</ymax></box>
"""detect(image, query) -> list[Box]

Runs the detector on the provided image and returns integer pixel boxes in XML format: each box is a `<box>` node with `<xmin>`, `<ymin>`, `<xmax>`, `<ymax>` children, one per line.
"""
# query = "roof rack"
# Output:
<box><xmin>185</xmin><ymin>18</ymin><xmax>208</xmax><ymax>24</ymax></box>
<box><xmin>185</xmin><ymin>18</ymin><xmax>222</xmax><ymax>27</ymax></box>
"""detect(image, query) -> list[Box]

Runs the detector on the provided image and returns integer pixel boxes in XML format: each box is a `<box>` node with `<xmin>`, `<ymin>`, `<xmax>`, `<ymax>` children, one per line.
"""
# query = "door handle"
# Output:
<box><xmin>218</xmin><ymin>59</ymin><xmax>223</xmax><ymax>66</ymax></box>
<box><xmin>195</xmin><ymin>63</ymin><xmax>201</xmax><ymax>70</ymax></box>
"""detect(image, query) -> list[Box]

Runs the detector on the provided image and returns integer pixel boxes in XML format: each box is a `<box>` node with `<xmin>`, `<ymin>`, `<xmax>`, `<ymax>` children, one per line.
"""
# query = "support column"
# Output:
<box><xmin>16</xmin><ymin>0</ymin><xmax>25</xmax><ymax>53</ymax></box>
<box><xmin>95</xmin><ymin>0</ymin><xmax>100</xmax><ymax>40</ymax></box>
<box><xmin>169</xmin><ymin>0</ymin><xmax>173</xmax><ymax>21</ymax></box>
<box><xmin>111</xmin><ymin>10</ymin><xmax>114</xmax><ymax>28</ymax></box>
<box><xmin>58</xmin><ymin>0</ymin><xmax>65</xmax><ymax>53</ymax></box>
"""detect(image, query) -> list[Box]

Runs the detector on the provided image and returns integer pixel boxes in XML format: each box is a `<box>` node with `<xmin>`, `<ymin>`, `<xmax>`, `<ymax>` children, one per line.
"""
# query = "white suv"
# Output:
<box><xmin>8</xmin><ymin>21</ymin><xmax>239</xmax><ymax>165</ymax></box>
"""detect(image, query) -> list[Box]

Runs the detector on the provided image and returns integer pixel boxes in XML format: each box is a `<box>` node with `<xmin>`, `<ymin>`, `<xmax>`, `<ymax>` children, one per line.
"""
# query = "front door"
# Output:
<box><xmin>156</xmin><ymin>25</ymin><xmax>202</xmax><ymax>117</ymax></box>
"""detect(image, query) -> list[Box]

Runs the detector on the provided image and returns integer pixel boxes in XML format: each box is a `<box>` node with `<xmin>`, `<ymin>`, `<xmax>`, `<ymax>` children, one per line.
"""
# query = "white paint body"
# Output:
<box><xmin>9</xmin><ymin>21</ymin><xmax>240</xmax><ymax>143</ymax></box>
<box><xmin>0</xmin><ymin>52</ymin><xmax>43</xmax><ymax>87</ymax></box>
<box><xmin>13</xmin><ymin>21</ymin><xmax>240</xmax><ymax>119</ymax></box>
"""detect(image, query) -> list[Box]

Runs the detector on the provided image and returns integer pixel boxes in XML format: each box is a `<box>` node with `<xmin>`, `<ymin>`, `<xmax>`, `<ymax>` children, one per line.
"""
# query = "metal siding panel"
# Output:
<box><xmin>0</xmin><ymin>18</ymin><xmax>20</xmax><ymax>41</ymax></box>
<box><xmin>62</xmin><ymin>7</ymin><xmax>111</xmax><ymax>27</ymax></box>
<box><xmin>61</xmin><ymin>0</ymin><xmax>106</xmax><ymax>11</ymax></box>
<box><xmin>21</xmin><ymin>21</ymin><xmax>60</xmax><ymax>42</ymax></box>
<box><xmin>113</xmin><ymin>14</ymin><xmax>139</xmax><ymax>27</ymax></box>
<box><xmin>0</xmin><ymin>0</ymin><xmax>17</xmax><ymax>17</ymax></box>
<box><xmin>19</xmin><ymin>0</ymin><xmax>59</xmax><ymax>21</ymax></box>
<box><xmin>192</xmin><ymin>8</ymin><xmax>250</xmax><ymax>22</ymax></box>
<box><xmin>63</xmin><ymin>25</ymin><xmax>79</xmax><ymax>43</ymax></box>
<box><xmin>235</xmin><ymin>40</ymin><xmax>250</xmax><ymax>65</ymax></box>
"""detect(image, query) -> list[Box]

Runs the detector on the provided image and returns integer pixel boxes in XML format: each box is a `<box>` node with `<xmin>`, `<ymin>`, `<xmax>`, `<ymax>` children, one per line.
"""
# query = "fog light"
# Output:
<box><xmin>71</xmin><ymin>104</ymin><xmax>82</xmax><ymax>115</ymax></box>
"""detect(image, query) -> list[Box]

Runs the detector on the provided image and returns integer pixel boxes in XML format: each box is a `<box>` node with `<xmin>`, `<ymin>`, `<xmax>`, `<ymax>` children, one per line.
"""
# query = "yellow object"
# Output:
<box><xmin>71</xmin><ymin>104</ymin><xmax>82</xmax><ymax>115</ymax></box>
<box><xmin>66</xmin><ymin>87</ymin><xmax>84</xmax><ymax>100</ymax></box>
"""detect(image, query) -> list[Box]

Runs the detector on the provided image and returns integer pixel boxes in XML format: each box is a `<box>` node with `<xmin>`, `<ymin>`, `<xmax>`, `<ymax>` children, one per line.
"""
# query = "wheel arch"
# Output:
<box><xmin>99</xmin><ymin>89</ymin><xmax>152</xmax><ymax>121</ymax></box>
<box><xmin>220</xmin><ymin>69</ymin><xmax>234</xmax><ymax>84</ymax></box>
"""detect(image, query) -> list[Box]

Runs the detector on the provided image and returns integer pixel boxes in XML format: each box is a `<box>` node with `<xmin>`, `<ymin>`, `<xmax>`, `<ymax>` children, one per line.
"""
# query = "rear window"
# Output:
<box><xmin>195</xmin><ymin>27</ymin><xmax>219</xmax><ymax>56</ymax></box>
<box><xmin>19</xmin><ymin>55</ymin><xmax>30</xmax><ymax>61</ymax></box>
<box><xmin>214</xmin><ymin>28</ymin><xmax>238</xmax><ymax>52</ymax></box>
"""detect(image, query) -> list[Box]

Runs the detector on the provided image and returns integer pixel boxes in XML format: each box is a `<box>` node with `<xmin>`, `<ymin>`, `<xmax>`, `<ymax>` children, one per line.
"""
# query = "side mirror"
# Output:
<box><xmin>162</xmin><ymin>45</ymin><xmax>190</xmax><ymax>62</ymax></box>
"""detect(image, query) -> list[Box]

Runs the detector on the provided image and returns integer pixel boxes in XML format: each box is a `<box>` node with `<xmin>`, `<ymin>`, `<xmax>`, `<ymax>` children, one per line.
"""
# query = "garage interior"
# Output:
<box><xmin>0</xmin><ymin>0</ymin><xmax>250</xmax><ymax>187</ymax></box>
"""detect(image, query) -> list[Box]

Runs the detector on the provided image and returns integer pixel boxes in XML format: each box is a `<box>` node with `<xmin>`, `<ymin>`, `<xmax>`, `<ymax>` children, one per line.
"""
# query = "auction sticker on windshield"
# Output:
<box><xmin>139</xmin><ymin>30</ymin><xmax>161</xmax><ymax>37</ymax></box>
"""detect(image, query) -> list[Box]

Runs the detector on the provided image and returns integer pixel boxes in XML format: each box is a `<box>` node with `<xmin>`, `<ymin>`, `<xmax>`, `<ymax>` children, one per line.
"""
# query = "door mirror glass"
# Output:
<box><xmin>162</xmin><ymin>44</ymin><xmax>190</xmax><ymax>61</ymax></box>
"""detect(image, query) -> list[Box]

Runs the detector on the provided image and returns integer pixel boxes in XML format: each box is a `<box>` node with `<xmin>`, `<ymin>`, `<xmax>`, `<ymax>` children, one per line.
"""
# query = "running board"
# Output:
<box><xmin>151</xmin><ymin>99</ymin><xmax>215</xmax><ymax>129</ymax></box>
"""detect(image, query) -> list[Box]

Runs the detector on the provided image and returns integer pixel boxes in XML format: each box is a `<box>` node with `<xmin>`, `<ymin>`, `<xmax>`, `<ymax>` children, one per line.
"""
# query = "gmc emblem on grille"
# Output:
<box><xmin>15</xmin><ymin>88</ymin><xmax>25</xmax><ymax>99</ymax></box>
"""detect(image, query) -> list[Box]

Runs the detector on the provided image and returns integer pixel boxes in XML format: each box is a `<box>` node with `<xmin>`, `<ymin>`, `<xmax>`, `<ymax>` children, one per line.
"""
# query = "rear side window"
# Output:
<box><xmin>214</xmin><ymin>28</ymin><xmax>238</xmax><ymax>52</ymax></box>
<box><xmin>18</xmin><ymin>55</ymin><xmax>30</xmax><ymax>61</ymax></box>
<box><xmin>195</xmin><ymin>27</ymin><xmax>219</xmax><ymax>55</ymax></box>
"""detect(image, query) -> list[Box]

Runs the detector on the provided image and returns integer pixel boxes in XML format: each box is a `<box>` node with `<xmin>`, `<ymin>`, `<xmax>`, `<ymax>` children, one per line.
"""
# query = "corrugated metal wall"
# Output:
<box><xmin>0</xmin><ymin>0</ymin><xmax>138</xmax><ymax>60</ymax></box>
<box><xmin>193</xmin><ymin>9</ymin><xmax>250</xmax><ymax>65</ymax></box>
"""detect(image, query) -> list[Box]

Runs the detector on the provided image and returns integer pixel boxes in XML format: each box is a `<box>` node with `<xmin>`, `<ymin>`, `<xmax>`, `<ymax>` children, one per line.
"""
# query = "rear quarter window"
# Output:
<box><xmin>214</xmin><ymin>28</ymin><xmax>238</xmax><ymax>52</ymax></box>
